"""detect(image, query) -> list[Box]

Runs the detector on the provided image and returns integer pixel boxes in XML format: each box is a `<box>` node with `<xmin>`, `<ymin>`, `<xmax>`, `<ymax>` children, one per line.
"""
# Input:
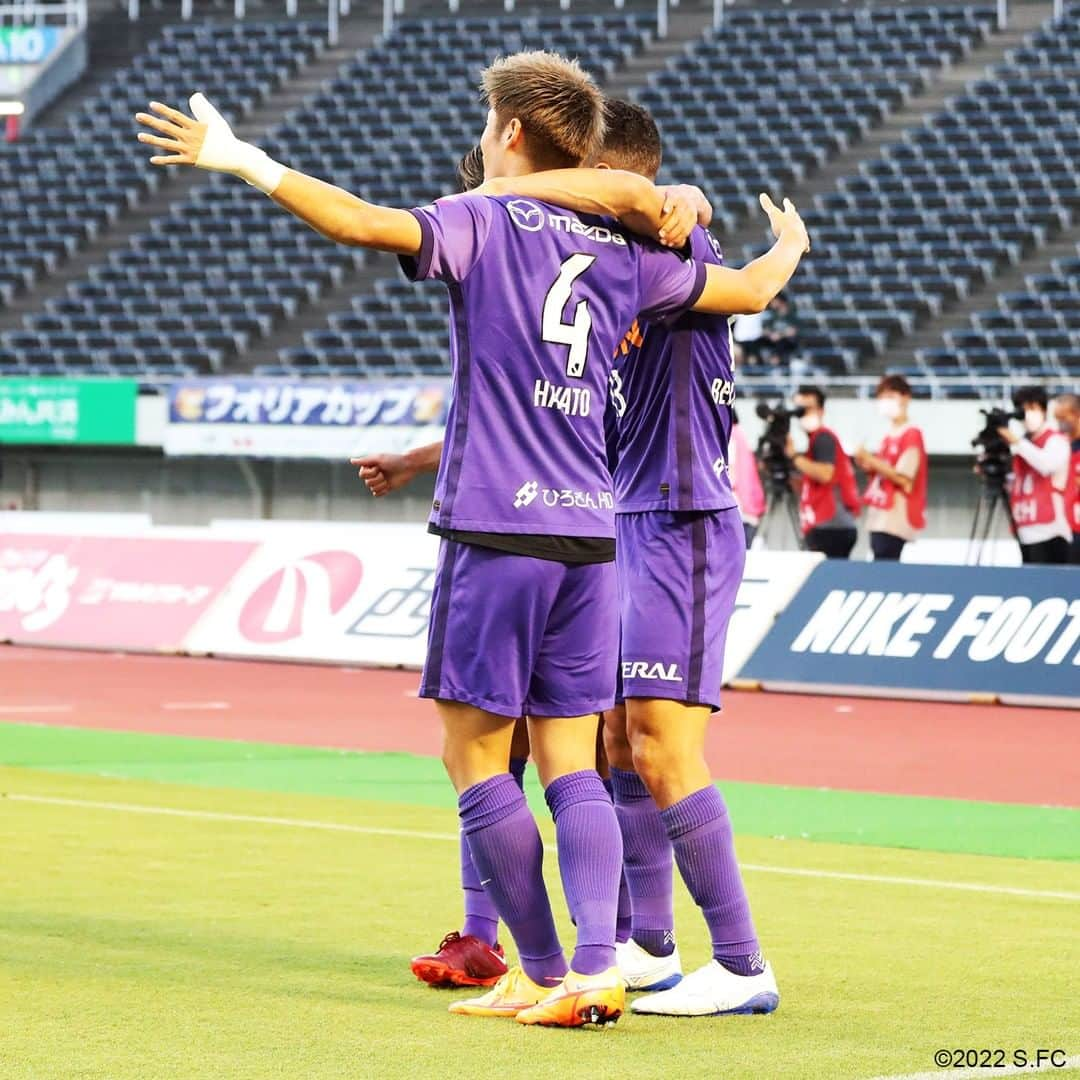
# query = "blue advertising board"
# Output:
<box><xmin>741</xmin><ymin>561</ymin><xmax>1080</xmax><ymax>707</ymax></box>
<box><xmin>164</xmin><ymin>378</ymin><xmax>450</xmax><ymax>458</ymax></box>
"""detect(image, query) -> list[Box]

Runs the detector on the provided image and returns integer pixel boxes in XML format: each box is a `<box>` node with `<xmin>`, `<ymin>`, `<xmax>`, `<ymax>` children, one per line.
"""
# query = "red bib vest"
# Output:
<box><xmin>1008</xmin><ymin>429</ymin><xmax>1067</xmax><ymax>528</ymax></box>
<box><xmin>862</xmin><ymin>424</ymin><xmax>927</xmax><ymax>530</ymax></box>
<box><xmin>799</xmin><ymin>425</ymin><xmax>860</xmax><ymax>534</ymax></box>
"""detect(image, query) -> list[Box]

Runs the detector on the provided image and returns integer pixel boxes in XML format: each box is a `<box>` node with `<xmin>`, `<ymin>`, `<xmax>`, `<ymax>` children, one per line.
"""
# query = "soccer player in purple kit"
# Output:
<box><xmin>595</xmin><ymin>104</ymin><xmax>781</xmax><ymax>1017</ymax></box>
<box><xmin>135</xmin><ymin>54</ymin><xmax>808</xmax><ymax>1028</ymax></box>
<box><xmin>379</xmin><ymin>99</ymin><xmax>788</xmax><ymax>1017</ymax></box>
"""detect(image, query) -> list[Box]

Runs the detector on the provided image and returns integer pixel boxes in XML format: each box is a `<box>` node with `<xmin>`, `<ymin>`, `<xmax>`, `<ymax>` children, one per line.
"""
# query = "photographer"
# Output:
<box><xmin>786</xmin><ymin>385</ymin><xmax>860</xmax><ymax>558</ymax></box>
<box><xmin>999</xmin><ymin>386</ymin><xmax>1071</xmax><ymax>564</ymax></box>
<box><xmin>855</xmin><ymin>374</ymin><xmax>927</xmax><ymax>561</ymax></box>
<box><xmin>1051</xmin><ymin>393</ymin><xmax>1080</xmax><ymax>564</ymax></box>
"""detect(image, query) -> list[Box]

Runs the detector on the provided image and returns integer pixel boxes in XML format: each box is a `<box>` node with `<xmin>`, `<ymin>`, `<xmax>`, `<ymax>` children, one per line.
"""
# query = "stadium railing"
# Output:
<box><xmin>121</xmin><ymin>0</ymin><xmax>345</xmax><ymax>44</ymax></box>
<box><xmin>379</xmin><ymin>0</ymin><xmax>722</xmax><ymax>37</ymax></box>
<box><xmin>736</xmin><ymin>372</ymin><xmax>1072</xmax><ymax>403</ymax></box>
<box><xmin>378</xmin><ymin>0</ymin><xmax>1068</xmax><ymax>39</ymax></box>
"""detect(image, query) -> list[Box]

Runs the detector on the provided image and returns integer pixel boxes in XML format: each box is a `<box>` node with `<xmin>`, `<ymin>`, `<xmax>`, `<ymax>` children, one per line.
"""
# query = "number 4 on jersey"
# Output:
<box><xmin>542</xmin><ymin>253</ymin><xmax>597</xmax><ymax>378</ymax></box>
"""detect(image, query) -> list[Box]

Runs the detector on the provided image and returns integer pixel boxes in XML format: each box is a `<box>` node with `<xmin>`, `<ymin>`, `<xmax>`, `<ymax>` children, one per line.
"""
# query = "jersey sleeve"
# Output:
<box><xmin>634</xmin><ymin>242</ymin><xmax>708</xmax><ymax>322</ymax></box>
<box><xmin>398</xmin><ymin>194</ymin><xmax>494</xmax><ymax>284</ymax></box>
<box><xmin>692</xmin><ymin>225</ymin><xmax>725</xmax><ymax>267</ymax></box>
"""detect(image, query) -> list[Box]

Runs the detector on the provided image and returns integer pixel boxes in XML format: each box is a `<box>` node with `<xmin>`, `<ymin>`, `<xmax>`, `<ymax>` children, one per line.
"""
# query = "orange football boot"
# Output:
<box><xmin>448</xmin><ymin>965</ymin><xmax>550</xmax><ymax>1018</ymax></box>
<box><xmin>515</xmin><ymin>967</ymin><xmax>625</xmax><ymax>1028</ymax></box>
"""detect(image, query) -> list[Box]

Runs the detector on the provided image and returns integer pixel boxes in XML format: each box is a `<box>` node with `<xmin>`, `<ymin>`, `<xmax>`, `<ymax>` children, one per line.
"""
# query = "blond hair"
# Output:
<box><xmin>481</xmin><ymin>51</ymin><xmax>605</xmax><ymax>170</ymax></box>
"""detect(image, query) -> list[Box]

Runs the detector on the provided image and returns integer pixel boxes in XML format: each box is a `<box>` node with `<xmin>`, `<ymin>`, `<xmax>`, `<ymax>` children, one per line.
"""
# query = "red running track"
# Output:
<box><xmin>0</xmin><ymin>645</ymin><xmax>1075</xmax><ymax>807</ymax></box>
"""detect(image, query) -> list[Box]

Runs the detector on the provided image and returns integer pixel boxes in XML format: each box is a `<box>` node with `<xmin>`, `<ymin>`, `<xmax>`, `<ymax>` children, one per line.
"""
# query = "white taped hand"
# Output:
<box><xmin>188</xmin><ymin>92</ymin><xmax>286</xmax><ymax>195</ymax></box>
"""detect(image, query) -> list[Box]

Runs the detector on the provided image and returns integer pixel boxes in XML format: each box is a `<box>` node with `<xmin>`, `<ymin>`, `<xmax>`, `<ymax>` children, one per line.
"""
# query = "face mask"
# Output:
<box><xmin>1023</xmin><ymin>409</ymin><xmax>1044</xmax><ymax>434</ymax></box>
<box><xmin>876</xmin><ymin>397</ymin><xmax>902</xmax><ymax>420</ymax></box>
<box><xmin>799</xmin><ymin>414</ymin><xmax>822</xmax><ymax>434</ymax></box>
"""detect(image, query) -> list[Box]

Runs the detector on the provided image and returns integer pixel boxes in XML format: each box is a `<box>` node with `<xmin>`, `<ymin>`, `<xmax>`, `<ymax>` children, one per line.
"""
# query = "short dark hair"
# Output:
<box><xmin>593</xmin><ymin>98</ymin><xmax>662</xmax><ymax>180</ymax></box>
<box><xmin>1013</xmin><ymin>385</ymin><xmax>1049</xmax><ymax>411</ymax></box>
<box><xmin>457</xmin><ymin>145</ymin><xmax>484</xmax><ymax>193</ymax></box>
<box><xmin>876</xmin><ymin>374</ymin><xmax>912</xmax><ymax>397</ymax></box>
<box><xmin>796</xmin><ymin>384</ymin><xmax>826</xmax><ymax>409</ymax></box>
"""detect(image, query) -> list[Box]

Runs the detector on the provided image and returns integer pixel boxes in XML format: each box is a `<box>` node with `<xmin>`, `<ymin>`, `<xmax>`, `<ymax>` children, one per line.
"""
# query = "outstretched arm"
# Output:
<box><xmin>692</xmin><ymin>195</ymin><xmax>810</xmax><ymax>316</ymax></box>
<box><xmin>478</xmin><ymin>169</ymin><xmax>710</xmax><ymax>248</ymax></box>
<box><xmin>135</xmin><ymin>94</ymin><xmax>422</xmax><ymax>254</ymax></box>
<box><xmin>350</xmin><ymin>441</ymin><xmax>443</xmax><ymax>497</ymax></box>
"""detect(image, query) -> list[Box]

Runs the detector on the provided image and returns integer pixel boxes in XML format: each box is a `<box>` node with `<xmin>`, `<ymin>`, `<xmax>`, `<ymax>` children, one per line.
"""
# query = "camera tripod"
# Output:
<box><xmin>966</xmin><ymin>475</ymin><xmax>1018</xmax><ymax>566</ymax></box>
<box><xmin>759</xmin><ymin>476</ymin><xmax>805</xmax><ymax>551</ymax></box>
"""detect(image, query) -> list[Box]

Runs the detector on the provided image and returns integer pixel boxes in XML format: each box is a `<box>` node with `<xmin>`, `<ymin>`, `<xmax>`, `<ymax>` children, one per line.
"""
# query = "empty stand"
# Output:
<box><xmin>0</xmin><ymin>19</ymin><xmax>325</xmax><ymax>378</ymax></box>
<box><xmin>2</xmin><ymin>12</ymin><xmax>653</xmax><ymax>380</ymax></box>
<box><xmin>278</xmin><ymin>5</ymin><xmax>996</xmax><ymax>379</ymax></box>
<box><xmin>780</xmin><ymin>6</ymin><xmax>1078</xmax><ymax>384</ymax></box>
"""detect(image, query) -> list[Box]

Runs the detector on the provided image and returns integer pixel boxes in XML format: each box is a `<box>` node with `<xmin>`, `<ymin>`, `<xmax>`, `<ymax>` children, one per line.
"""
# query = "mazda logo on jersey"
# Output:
<box><xmin>742</xmin><ymin>562</ymin><xmax>1080</xmax><ymax>706</ymax></box>
<box><xmin>237</xmin><ymin>550</ymin><xmax>364</xmax><ymax>643</ymax></box>
<box><xmin>506</xmin><ymin>199</ymin><xmax>545</xmax><ymax>232</ymax></box>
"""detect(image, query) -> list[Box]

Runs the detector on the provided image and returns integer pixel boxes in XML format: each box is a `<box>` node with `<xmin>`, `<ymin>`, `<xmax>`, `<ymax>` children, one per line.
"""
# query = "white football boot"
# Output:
<box><xmin>615</xmin><ymin>938</ymin><xmax>683</xmax><ymax>992</ymax></box>
<box><xmin>630</xmin><ymin>957</ymin><xmax>779</xmax><ymax>1016</ymax></box>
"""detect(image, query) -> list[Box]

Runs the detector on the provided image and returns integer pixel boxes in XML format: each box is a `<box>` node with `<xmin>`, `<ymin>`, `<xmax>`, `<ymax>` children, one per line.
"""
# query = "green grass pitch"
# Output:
<box><xmin>1</xmin><ymin>748</ymin><xmax>1077</xmax><ymax>1080</ymax></box>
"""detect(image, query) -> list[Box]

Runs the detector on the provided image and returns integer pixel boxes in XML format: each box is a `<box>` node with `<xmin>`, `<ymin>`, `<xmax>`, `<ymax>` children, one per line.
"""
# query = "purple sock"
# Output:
<box><xmin>458</xmin><ymin>757</ymin><xmax>527</xmax><ymax>944</ymax></box>
<box><xmin>460</xmin><ymin>774</ymin><xmax>567</xmax><ymax>987</ymax></box>
<box><xmin>545</xmin><ymin>770</ymin><xmax>623</xmax><ymax>976</ymax></box>
<box><xmin>460</xmin><ymin>829</ymin><xmax>499</xmax><ymax>946</ymax></box>
<box><xmin>509</xmin><ymin>756</ymin><xmax>528</xmax><ymax>790</ymax></box>
<box><xmin>661</xmin><ymin>786</ymin><xmax>763</xmax><ymax>976</ymax></box>
<box><xmin>610</xmin><ymin>767</ymin><xmax>675</xmax><ymax>958</ymax></box>
<box><xmin>602</xmin><ymin>777</ymin><xmax>633</xmax><ymax>944</ymax></box>
<box><xmin>602</xmin><ymin>778</ymin><xmax>633</xmax><ymax>945</ymax></box>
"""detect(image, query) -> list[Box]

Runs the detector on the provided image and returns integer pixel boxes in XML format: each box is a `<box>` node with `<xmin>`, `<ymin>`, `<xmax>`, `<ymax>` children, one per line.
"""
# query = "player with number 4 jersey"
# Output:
<box><xmin>497</xmin><ymin>101</ymin><xmax>780</xmax><ymax>1017</ymax></box>
<box><xmin>136</xmin><ymin>52</ymin><xmax>807</xmax><ymax>1028</ymax></box>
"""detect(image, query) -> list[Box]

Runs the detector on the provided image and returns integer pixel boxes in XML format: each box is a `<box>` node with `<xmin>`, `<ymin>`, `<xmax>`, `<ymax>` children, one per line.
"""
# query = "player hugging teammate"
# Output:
<box><xmin>136</xmin><ymin>50</ymin><xmax>809</xmax><ymax>1029</ymax></box>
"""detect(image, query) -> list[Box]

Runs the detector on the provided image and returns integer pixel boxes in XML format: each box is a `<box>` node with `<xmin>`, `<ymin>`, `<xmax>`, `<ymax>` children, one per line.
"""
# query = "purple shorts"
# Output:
<box><xmin>616</xmin><ymin>508</ymin><xmax>745</xmax><ymax>710</ymax></box>
<box><xmin>421</xmin><ymin>539</ymin><xmax>618</xmax><ymax>718</ymax></box>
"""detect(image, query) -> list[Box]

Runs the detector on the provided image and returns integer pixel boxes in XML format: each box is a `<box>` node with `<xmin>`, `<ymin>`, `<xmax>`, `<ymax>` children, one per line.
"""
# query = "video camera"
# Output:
<box><xmin>754</xmin><ymin>401</ymin><xmax>806</xmax><ymax>489</ymax></box>
<box><xmin>972</xmin><ymin>405</ymin><xmax>1023</xmax><ymax>484</ymax></box>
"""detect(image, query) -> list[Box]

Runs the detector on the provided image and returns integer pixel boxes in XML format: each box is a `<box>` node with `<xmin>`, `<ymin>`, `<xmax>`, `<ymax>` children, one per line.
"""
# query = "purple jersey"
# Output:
<box><xmin>608</xmin><ymin>226</ymin><xmax>738</xmax><ymax>513</ymax></box>
<box><xmin>400</xmin><ymin>194</ymin><xmax>706</xmax><ymax>538</ymax></box>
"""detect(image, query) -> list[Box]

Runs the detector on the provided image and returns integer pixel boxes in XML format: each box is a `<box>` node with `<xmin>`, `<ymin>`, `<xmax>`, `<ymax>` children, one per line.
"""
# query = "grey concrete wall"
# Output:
<box><xmin>0</xmin><ymin>448</ymin><xmax>999</xmax><ymax>549</ymax></box>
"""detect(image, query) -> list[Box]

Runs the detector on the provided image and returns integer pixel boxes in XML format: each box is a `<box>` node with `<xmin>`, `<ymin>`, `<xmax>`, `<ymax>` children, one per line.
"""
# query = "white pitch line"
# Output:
<box><xmin>0</xmin><ymin>704</ymin><xmax>74</xmax><ymax>715</ymax></box>
<box><xmin>4</xmin><ymin>794</ymin><xmax>461</xmax><ymax>843</ymax></box>
<box><xmin>160</xmin><ymin>701</ymin><xmax>231</xmax><ymax>711</ymax></box>
<box><xmin>5</xmin><ymin>793</ymin><xmax>1079</xmax><ymax>903</ymax></box>
<box><xmin>868</xmin><ymin>1054</ymin><xmax>1080</xmax><ymax>1079</ymax></box>
<box><xmin>738</xmin><ymin>862</ymin><xmax>1080</xmax><ymax>901</ymax></box>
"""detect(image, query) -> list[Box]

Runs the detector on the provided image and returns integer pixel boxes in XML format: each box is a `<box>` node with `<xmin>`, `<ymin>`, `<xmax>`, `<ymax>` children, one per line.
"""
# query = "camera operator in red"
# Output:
<box><xmin>999</xmin><ymin>386</ymin><xmax>1072</xmax><ymax>565</ymax></box>
<box><xmin>786</xmin><ymin>385</ymin><xmax>861</xmax><ymax>559</ymax></box>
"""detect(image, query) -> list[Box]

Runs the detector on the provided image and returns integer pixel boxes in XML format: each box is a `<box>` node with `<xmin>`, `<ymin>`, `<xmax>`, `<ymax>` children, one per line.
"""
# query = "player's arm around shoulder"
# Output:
<box><xmin>693</xmin><ymin>195</ymin><xmax>810</xmax><ymax>316</ymax></box>
<box><xmin>134</xmin><ymin>94</ymin><xmax>422</xmax><ymax>256</ymax></box>
<box><xmin>478</xmin><ymin>170</ymin><xmax>707</xmax><ymax>248</ymax></box>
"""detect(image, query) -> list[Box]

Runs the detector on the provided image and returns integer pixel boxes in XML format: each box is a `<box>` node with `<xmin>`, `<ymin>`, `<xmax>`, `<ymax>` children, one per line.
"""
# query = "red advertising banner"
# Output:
<box><xmin>0</xmin><ymin>533</ymin><xmax>258</xmax><ymax>651</ymax></box>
